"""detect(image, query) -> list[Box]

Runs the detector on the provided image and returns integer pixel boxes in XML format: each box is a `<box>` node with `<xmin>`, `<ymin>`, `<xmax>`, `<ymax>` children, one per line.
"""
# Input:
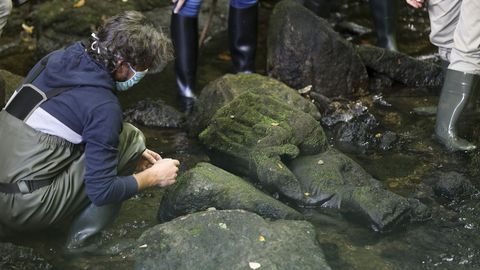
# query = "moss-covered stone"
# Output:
<box><xmin>289</xmin><ymin>148</ymin><xmax>431</xmax><ymax>231</ymax></box>
<box><xmin>157</xmin><ymin>162</ymin><xmax>303</xmax><ymax>222</ymax></box>
<box><xmin>136</xmin><ymin>210</ymin><xmax>332</xmax><ymax>270</ymax></box>
<box><xmin>190</xmin><ymin>73</ymin><xmax>321</xmax><ymax>135</ymax></box>
<box><xmin>199</xmin><ymin>91</ymin><xmax>327</xmax><ymax>204</ymax></box>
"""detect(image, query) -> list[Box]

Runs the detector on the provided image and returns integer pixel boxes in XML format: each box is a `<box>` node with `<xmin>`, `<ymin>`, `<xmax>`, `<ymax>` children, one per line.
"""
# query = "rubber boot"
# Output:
<box><xmin>171</xmin><ymin>13</ymin><xmax>198</xmax><ymax>114</ymax></box>
<box><xmin>369</xmin><ymin>0</ymin><xmax>398</xmax><ymax>51</ymax></box>
<box><xmin>228</xmin><ymin>4</ymin><xmax>258</xmax><ymax>73</ymax></box>
<box><xmin>65</xmin><ymin>203</ymin><xmax>121</xmax><ymax>253</ymax></box>
<box><xmin>435</xmin><ymin>69</ymin><xmax>480</xmax><ymax>152</ymax></box>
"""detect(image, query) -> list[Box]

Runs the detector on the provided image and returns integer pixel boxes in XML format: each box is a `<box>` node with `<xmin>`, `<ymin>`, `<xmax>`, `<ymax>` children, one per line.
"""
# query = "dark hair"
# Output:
<box><xmin>88</xmin><ymin>10</ymin><xmax>173</xmax><ymax>73</ymax></box>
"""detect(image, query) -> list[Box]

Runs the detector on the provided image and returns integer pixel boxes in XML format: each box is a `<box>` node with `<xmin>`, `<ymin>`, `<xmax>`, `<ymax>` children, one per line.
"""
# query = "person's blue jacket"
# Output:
<box><xmin>26</xmin><ymin>42</ymin><xmax>138</xmax><ymax>206</ymax></box>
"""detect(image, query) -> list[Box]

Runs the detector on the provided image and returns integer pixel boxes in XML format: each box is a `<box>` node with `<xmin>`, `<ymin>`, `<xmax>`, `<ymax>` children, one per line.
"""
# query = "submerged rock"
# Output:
<box><xmin>267</xmin><ymin>0</ymin><xmax>368</xmax><ymax>97</ymax></box>
<box><xmin>123</xmin><ymin>99</ymin><xmax>184</xmax><ymax>128</ymax></box>
<box><xmin>190</xmin><ymin>73</ymin><xmax>321</xmax><ymax>136</ymax></box>
<box><xmin>157</xmin><ymin>162</ymin><xmax>303</xmax><ymax>222</ymax></box>
<box><xmin>0</xmin><ymin>242</ymin><xmax>53</xmax><ymax>270</ymax></box>
<box><xmin>423</xmin><ymin>171</ymin><xmax>478</xmax><ymax>200</ymax></box>
<box><xmin>199</xmin><ymin>90</ymin><xmax>327</xmax><ymax>204</ymax></box>
<box><xmin>288</xmin><ymin>148</ymin><xmax>431</xmax><ymax>231</ymax></box>
<box><xmin>136</xmin><ymin>210</ymin><xmax>332</xmax><ymax>270</ymax></box>
<box><xmin>31</xmin><ymin>0</ymin><xmax>230</xmax><ymax>65</ymax></box>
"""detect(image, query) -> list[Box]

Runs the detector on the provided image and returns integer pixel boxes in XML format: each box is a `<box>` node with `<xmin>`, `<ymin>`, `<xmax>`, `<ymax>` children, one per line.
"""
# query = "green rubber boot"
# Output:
<box><xmin>435</xmin><ymin>69</ymin><xmax>480</xmax><ymax>152</ymax></box>
<box><xmin>65</xmin><ymin>203</ymin><xmax>121</xmax><ymax>253</ymax></box>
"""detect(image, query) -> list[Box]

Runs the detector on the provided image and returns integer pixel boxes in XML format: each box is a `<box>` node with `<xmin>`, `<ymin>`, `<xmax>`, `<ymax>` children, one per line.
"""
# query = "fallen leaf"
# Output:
<box><xmin>317</xmin><ymin>159</ymin><xmax>324</xmax><ymax>165</ymax></box>
<box><xmin>218</xmin><ymin>52</ymin><xmax>231</xmax><ymax>61</ymax></box>
<box><xmin>218</xmin><ymin>223</ymin><xmax>227</xmax><ymax>229</ymax></box>
<box><xmin>304</xmin><ymin>192</ymin><xmax>310</xmax><ymax>196</ymax></box>
<box><xmin>271</xmin><ymin>122</ymin><xmax>279</xmax><ymax>126</ymax></box>
<box><xmin>258</xmin><ymin>235</ymin><xmax>265</xmax><ymax>242</ymax></box>
<box><xmin>73</xmin><ymin>0</ymin><xmax>85</xmax><ymax>8</ymax></box>
<box><xmin>21</xmin><ymin>23</ymin><xmax>34</xmax><ymax>34</ymax></box>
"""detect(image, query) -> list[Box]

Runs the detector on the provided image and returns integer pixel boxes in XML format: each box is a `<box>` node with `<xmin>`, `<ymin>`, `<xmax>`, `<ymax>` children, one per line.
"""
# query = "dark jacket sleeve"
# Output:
<box><xmin>82</xmin><ymin>101</ymin><xmax>138</xmax><ymax>206</ymax></box>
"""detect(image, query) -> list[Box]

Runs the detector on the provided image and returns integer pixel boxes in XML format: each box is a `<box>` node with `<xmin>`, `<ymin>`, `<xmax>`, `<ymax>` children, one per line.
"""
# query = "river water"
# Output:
<box><xmin>1</xmin><ymin>0</ymin><xmax>480</xmax><ymax>269</ymax></box>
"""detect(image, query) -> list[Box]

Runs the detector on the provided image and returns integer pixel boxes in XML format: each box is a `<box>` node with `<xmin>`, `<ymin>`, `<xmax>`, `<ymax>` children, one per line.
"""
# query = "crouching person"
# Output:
<box><xmin>0</xmin><ymin>10</ymin><xmax>178</xmax><ymax>252</ymax></box>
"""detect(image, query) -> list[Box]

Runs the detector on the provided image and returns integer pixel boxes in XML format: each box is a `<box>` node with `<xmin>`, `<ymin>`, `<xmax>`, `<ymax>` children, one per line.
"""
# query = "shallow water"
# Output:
<box><xmin>2</xmin><ymin>0</ymin><xmax>480</xmax><ymax>269</ymax></box>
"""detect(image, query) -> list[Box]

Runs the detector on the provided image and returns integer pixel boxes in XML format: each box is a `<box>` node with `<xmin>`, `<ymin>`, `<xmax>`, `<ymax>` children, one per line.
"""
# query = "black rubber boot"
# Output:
<box><xmin>435</xmin><ymin>69</ymin><xmax>480</xmax><ymax>152</ymax></box>
<box><xmin>65</xmin><ymin>203</ymin><xmax>121</xmax><ymax>253</ymax></box>
<box><xmin>369</xmin><ymin>0</ymin><xmax>398</xmax><ymax>51</ymax></box>
<box><xmin>228</xmin><ymin>4</ymin><xmax>258</xmax><ymax>73</ymax></box>
<box><xmin>171</xmin><ymin>13</ymin><xmax>198</xmax><ymax>114</ymax></box>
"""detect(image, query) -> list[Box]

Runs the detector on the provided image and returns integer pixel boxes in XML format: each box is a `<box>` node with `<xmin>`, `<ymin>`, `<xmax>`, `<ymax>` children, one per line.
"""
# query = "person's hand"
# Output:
<box><xmin>136</xmin><ymin>149</ymin><xmax>161</xmax><ymax>172</ymax></box>
<box><xmin>149</xmin><ymin>158</ymin><xmax>180</xmax><ymax>187</ymax></box>
<box><xmin>172</xmin><ymin>0</ymin><xmax>186</xmax><ymax>14</ymax></box>
<box><xmin>134</xmin><ymin>158</ymin><xmax>180</xmax><ymax>190</ymax></box>
<box><xmin>406</xmin><ymin>0</ymin><xmax>424</xmax><ymax>8</ymax></box>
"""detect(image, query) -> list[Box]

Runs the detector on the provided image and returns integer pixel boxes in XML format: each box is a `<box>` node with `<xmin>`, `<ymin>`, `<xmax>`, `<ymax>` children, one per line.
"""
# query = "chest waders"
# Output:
<box><xmin>0</xmin><ymin>55</ymin><xmax>147</xmax><ymax>252</ymax></box>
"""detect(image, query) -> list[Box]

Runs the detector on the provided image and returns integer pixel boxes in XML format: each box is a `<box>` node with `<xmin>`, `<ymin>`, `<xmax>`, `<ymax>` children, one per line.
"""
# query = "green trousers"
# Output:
<box><xmin>0</xmin><ymin>110</ymin><xmax>145</xmax><ymax>236</ymax></box>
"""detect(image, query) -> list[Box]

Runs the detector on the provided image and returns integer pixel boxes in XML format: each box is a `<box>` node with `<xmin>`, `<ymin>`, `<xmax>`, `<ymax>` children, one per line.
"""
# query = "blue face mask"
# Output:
<box><xmin>116</xmin><ymin>63</ymin><xmax>148</xmax><ymax>91</ymax></box>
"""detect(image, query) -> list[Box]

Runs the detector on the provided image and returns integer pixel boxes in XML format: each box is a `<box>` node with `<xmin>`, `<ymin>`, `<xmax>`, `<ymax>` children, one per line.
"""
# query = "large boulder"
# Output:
<box><xmin>0</xmin><ymin>242</ymin><xmax>53</xmax><ymax>270</ymax></box>
<box><xmin>267</xmin><ymin>0</ymin><xmax>368</xmax><ymax>97</ymax></box>
<box><xmin>157</xmin><ymin>162</ymin><xmax>303</xmax><ymax>222</ymax></box>
<box><xmin>199</xmin><ymin>90</ymin><xmax>327</xmax><ymax>204</ymax></box>
<box><xmin>288</xmin><ymin>148</ymin><xmax>431</xmax><ymax>231</ymax></box>
<box><xmin>190</xmin><ymin>73</ymin><xmax>321</xmax><ymax>136</ymax></box>
<box><xmin>136</xmin><ymin>210</ymin><xmax>332</xmax><ymax>270</ymax></box>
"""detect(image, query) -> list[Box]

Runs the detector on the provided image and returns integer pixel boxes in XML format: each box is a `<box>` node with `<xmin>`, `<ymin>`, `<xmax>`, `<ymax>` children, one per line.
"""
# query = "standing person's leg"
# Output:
<box><xmin>171</xmin><ymin>0</ymin><xmax>202</xmax><ymax>114</ymax></box>
<box><xmin>369</xmin><ymin>0</ymin><xmax>399</xmax><ymax>51</ymax></box>
<box><xmin>0</xmin><ymin>0</ymin><xmax>12</xmax><ymax>37</ymax></box>
<box><xmin>65</xmin><ymin>123</ymin><xmax>146</xmax><ymax>251</ymax></box>
<box><xmin>228</xmin><ymin>0</ymin><xmax>258</xmax><ymax>73</ymax></box>
<box><xmin>434</xmin><ymin>0</ymin><xmax>480</xmax><ymax>151</ymax></box>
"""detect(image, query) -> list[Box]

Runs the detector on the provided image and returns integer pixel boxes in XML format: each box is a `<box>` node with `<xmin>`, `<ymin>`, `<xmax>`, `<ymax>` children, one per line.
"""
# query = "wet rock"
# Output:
<box><xmin>423</xmin><ymin>171</ymin><xmax>478</xmax><ymax>200</ymax></box>
<box><xmin>0</xmin><ymin>69</ymin><xmax>23</xmax><ymax>104</ymax></box>
<box><xmin>136</xmin><ymin>210</ymin><xmax>332</xmax><ymax>270</ymax></box>
<box><xmin>0</xmin><ymin>242</ymin><xmax>53</xmax><ymax>270</ymax></box>
<box><xmin>123</xmin><ymin>99</ymin><xmax>184</xmax><ymax>128</ymax></box>
<box><xmin>267</xmin><ymin>0</ymin><xmax>368</xmax><ymax>97</ymax></box>
<box><xmin>321</xmin><ymin>100</ymin><xmax>396</xmax><ymax>153</ymax></box>
<box><xmin>288</xmin><ymin>148</ymin><xmax>431</xmax><ymax>231</ymax></box>
<box><xmin>199</xmin><ymin>91</ymin><xmax>327</xmax><ymax>204</ymax></box>
<box><xmin>157</xmin><ymin>162</ymin><xmax>303</xmax><ymax>222</ymax></box>
<box><xmin>31</xmin><ymin>0</ymin><xmax>230</xmax><ymax>63</ymax></box>
<box><xmin>356</xmin><ymin>45</ymin><xmax>444</xmax><ymax>89</ymax></box>
<box><xmin>190</xmin><ymin>73</ymin><xmax>320</xmax><ymax>136</ymax></box>
<box><xmin>368</xmin><ymin>72</ymin><xmax>394</xmax><ymax>92</ymax></box>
